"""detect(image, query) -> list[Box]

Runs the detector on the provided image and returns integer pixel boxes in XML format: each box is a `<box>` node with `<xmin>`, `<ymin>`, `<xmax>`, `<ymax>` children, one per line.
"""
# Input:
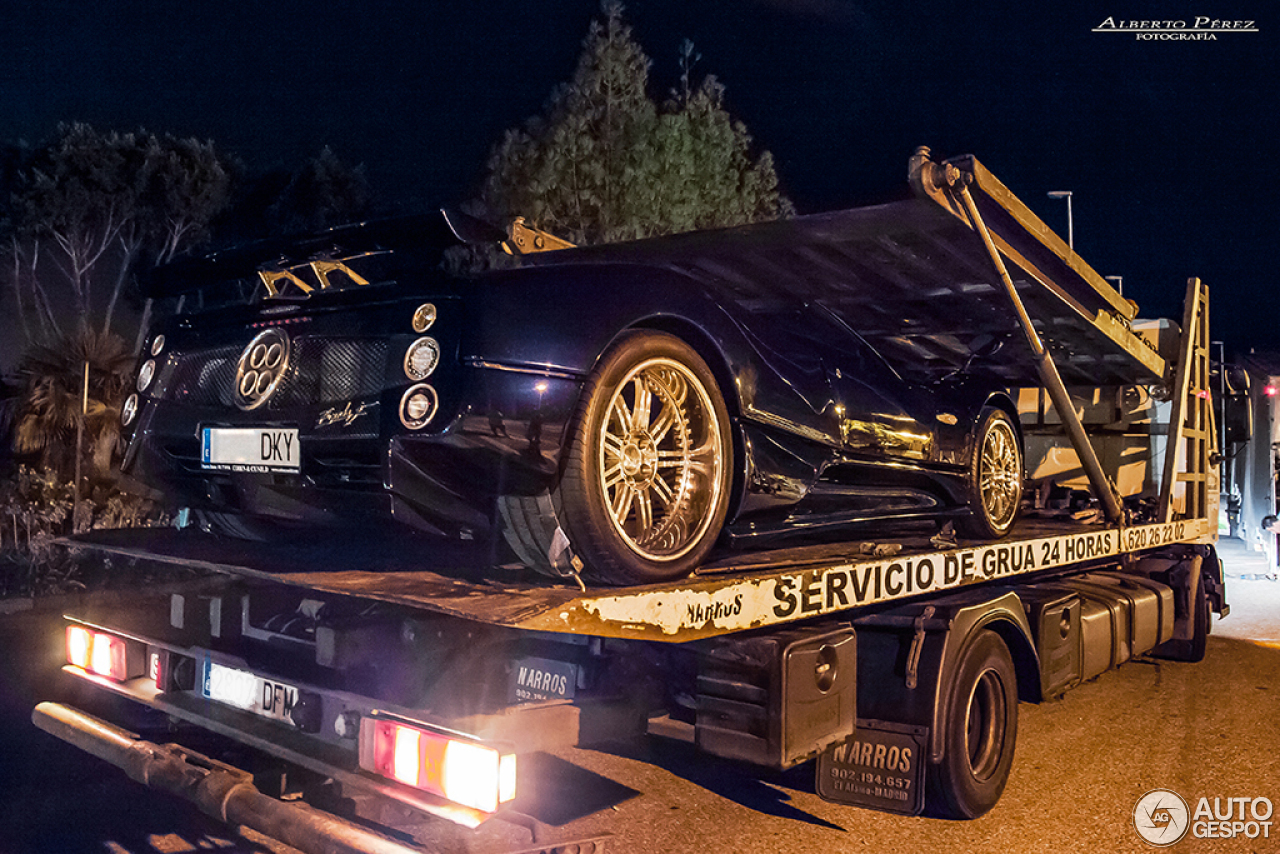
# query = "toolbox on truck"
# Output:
<box><xmin>1050</xmin><ymin>582</ymin><xmax>1132</xmax><ymax>677</ymax></box>
<box><xmin>693</xmin><ymin>624</ymin><xmax>856</xmax><ymax>769</ymax></box>
<box><xmin>1026</xmin><ymin>571</ymin><xmax>1178</xmax><ymax>686</ymax></box>
<box><xmin>1080</xmin><ymin>591</ymin><xmax>1128</xmax><ymax>676</ymax></box>
<box><xmin>1019</xmin><ymin>586</ymin><xmax>1083</xmax><ymax>697</ymax></box>
<box><xmin>1067</xmin><ymin>574</ymin><xmax>1173</xmax><ymax>658</ymax></box>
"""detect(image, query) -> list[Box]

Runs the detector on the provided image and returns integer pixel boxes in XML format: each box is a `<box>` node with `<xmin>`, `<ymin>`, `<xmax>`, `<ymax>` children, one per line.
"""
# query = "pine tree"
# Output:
<box><xmin>481</xmin><ymin>3</ymin><xmax>791</xmax><ymax>246</ymax></box>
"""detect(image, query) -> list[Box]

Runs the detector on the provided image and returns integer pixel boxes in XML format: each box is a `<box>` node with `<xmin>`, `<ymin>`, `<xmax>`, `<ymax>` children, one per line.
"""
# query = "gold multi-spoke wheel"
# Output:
<box><xmin>978</xmin><ymin>415</ymin><xmax>1020</xmax><ymax>532</ymax></box>
<box><xmin>500</xmin><ymin>332</ymin><xmax>733</xmax><ymax>586</ymax></box>
<box><xmin>598</xmin><ymin>357</ymin><xmax>724</xmax><ymax>562</ymax></box>
<box><xmin>959</xmin><ymin>408</ymin><xmax>1022</xmax><ymax>539</ymax></box>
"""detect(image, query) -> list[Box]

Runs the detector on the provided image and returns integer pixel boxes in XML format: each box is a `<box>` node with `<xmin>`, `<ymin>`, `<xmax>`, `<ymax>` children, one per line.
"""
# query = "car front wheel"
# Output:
<box><xmin>958</xmin><ymin>407</ymin><xmax>1022</xmax><ymax>539</ymax></box>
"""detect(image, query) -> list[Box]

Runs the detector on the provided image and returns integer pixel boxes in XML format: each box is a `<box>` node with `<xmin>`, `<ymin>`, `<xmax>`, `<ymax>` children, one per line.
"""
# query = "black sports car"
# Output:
<box><xmin>119</xmin><ymin>155</ymin><xmax>1065</xmax><ymax>587</ymax></box>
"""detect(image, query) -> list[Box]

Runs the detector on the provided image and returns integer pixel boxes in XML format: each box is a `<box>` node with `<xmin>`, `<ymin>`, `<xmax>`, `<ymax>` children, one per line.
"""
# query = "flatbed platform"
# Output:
<box><xmin>68</xmin><ymin>514</ymin><xmax>1211</xmax><ymax>642</ymax></box>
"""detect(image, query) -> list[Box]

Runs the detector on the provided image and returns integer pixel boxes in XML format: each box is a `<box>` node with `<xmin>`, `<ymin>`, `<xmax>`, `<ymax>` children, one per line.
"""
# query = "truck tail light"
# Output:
<box><xmin>65</xmin><ymin>626</ymin><xmax>145</xmax><ymax>682</ymax></box>
<box><xmin>66</xmin><ymin>626</ymin><xmax>92</xmax><ymax>670</ymax></box>
<box><xmin>359</xmin><ymin>716</ymin><xmax>516</xmax><ymax>813</ymax></box>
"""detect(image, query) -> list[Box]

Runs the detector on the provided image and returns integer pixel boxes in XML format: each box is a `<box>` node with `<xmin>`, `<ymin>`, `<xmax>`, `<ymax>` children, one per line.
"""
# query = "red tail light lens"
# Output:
<box><xmin>359</xmin><ymin>716</ymin><xmax>516</xmax><ymax>813</ymax></box>
<box><xmin>65</xmin><ymin>626</ymin><xmax>142</xmax><ymax>682</ymax></box>
<box><xmin>91</xmin><ymin>634</ymin><xmax>126</xmax><ymax>679</ymax></box>
<box><xmin>66</xmin><ymin>626</ymin><xmax>92</xmax><ymax>670</ymax></box>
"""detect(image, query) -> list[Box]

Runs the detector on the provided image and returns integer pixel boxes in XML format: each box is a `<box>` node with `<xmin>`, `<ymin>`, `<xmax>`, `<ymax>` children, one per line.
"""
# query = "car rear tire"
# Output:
<box><xmin>957</xmin><ymin>407</ymin><xmax>1022</xmax><ymax>539</ymax></box>
<box><xmin>928</xmin><ymin>629</ymin><xmax>1018</xmax><ymax>819</ymax></box>
<box><xmin>502</xmin><ymin>331</ymin><xmax>733</xmax><ymax>585</ymax></box>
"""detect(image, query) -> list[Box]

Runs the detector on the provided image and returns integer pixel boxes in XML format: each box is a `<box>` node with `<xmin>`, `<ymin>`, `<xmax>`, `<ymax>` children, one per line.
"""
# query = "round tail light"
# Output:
<box><xmin>400</xmin><ymin>384</ymin><xmax>439</xmax><ymax>430</ymax></box>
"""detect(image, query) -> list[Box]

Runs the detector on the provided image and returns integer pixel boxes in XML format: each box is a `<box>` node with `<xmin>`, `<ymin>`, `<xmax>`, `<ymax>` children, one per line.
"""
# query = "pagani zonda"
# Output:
<box><xmin>121</xmin><ymin>164</ymin><xmax>1038</xmax><ymax>586</ymax></box>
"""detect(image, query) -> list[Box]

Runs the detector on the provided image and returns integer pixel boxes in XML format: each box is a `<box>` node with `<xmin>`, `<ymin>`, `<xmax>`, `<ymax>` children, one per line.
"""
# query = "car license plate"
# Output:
<box><xmin>202</xmin><ymin>658</ymin><xmax>299</xmax><ymax>724</ymax></box>
<box><xmin>201</xmin><ymin>427</ymin><xmax>299</xmax><ymax>472</ymax></box>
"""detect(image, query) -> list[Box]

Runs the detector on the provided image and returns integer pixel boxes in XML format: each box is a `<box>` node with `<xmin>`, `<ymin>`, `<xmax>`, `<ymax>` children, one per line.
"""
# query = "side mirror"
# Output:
<box><xmin>968</xmin><ymin>334</ymin><xmax>1004</xmax><ymax>360</ymax></box>
<box><xmin>1223</xmin><ymin>366</ymin><xmax>1253</xmax><ymax>446</ymax></box>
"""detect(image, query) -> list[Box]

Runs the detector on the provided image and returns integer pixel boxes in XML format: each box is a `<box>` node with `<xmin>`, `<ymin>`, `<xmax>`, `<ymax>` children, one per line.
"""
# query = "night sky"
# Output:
<box><xmin>3</xmin><ymin>1</ymin><xmax>1276</xmax><ymax>362</ymax></box>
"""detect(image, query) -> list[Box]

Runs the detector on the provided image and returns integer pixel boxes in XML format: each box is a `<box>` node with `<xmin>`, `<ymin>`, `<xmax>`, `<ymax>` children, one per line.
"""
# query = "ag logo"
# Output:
<box><xmin>1134</xmin><ymin>789</ymin><xmax>1190</xmax><ymax>846</ymax></box>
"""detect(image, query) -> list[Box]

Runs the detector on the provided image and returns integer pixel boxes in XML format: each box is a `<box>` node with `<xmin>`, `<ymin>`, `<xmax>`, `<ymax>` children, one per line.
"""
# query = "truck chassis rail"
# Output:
<box><xmin>66</xmin><ymin>516</ymin><xmax>1213</xmax><ymax>641</ymax></box>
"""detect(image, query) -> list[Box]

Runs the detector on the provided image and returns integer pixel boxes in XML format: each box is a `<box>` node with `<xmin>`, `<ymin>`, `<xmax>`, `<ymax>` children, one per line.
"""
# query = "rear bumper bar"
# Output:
<box><xmin>32</xmin><ymin>701</ymin><xmax>421</xmax><ymax>854</ymax></box>
<box><xmin>33</xmin><ymin>701</ymin><xmax>613</xmax><ymax>854</ymax></box>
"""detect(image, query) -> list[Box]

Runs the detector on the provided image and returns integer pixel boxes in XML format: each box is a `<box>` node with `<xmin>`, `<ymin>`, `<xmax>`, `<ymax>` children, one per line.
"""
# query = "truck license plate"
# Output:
<box><xmin>202</xmin><ymin>659</ymin><xmax>299</xmax><ymax>724</ymax></box>
<box><xmin>201</xmin><ymin>427</ymin><xmax>299</xmax><ymax>472</ymax></box>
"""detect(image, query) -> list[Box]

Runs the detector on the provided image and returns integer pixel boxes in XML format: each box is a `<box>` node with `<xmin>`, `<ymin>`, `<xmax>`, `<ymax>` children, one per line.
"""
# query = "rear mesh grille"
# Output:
<box><xmin>161</xmin><ymin>338</ymin><xmax>388</xmax><ymax>408</ymax></box>
<box><xmin>275</xmin><ymin>339</ymin><xmax>388</xmax><ymax>408</ymax></box>
<box><xmin>161</xmin><ymin>346</ymin><xmax>239</xmax><ymax>407</ymax></box>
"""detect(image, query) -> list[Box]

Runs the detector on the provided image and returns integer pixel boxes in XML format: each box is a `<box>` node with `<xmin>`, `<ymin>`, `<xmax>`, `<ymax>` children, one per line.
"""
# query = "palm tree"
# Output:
<box><xmin>13</xmin><ymin>330</ymin><xmax>133</xmax><ymax>483</ymax></box>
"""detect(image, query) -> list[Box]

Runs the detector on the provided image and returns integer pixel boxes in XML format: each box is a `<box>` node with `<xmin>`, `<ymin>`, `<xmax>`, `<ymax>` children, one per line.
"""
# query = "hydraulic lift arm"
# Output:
<box><xmin>913</xmin><ymin>154</ymin><xmax>1125</xmax><ymax>524</ymax></box>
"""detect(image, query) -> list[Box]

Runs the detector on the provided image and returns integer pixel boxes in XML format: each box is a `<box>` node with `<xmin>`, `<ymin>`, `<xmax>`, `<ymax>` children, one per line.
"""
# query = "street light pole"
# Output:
<box><xmin>1047</xmin><ymin>190</ymin><xmax>1074</xmax><ymax>251</ymax></box>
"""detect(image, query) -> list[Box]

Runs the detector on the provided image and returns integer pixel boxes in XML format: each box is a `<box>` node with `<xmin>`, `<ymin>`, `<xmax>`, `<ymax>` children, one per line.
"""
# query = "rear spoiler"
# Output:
<box><xmin>145</xmin><ymin>209</ymin><xmax>504</xmax><ymax>299</ymax></box>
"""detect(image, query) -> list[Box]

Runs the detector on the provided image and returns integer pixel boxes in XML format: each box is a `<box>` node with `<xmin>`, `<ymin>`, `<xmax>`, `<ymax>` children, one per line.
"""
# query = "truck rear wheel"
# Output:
<box><xmin>929</xmin><ymin>629</ymin><xmax>1018</xmax><ymax>818</ymax></box>
<box><xmin>1151</xmin><ymin>561</ymin><xmax>1211</xmax><ymax>663</ymax></box>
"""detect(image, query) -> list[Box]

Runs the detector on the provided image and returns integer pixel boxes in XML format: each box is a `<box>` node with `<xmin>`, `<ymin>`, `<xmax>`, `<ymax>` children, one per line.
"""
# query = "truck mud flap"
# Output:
<box><xmin>32</xmin><ymin>702</ymin><xmax>611</xmax><ymax>854</ymax></box>
<box><xmin>815</xmin><ymin>719</ymin><xmax>927</xmax><ymax>815</ymax></box>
